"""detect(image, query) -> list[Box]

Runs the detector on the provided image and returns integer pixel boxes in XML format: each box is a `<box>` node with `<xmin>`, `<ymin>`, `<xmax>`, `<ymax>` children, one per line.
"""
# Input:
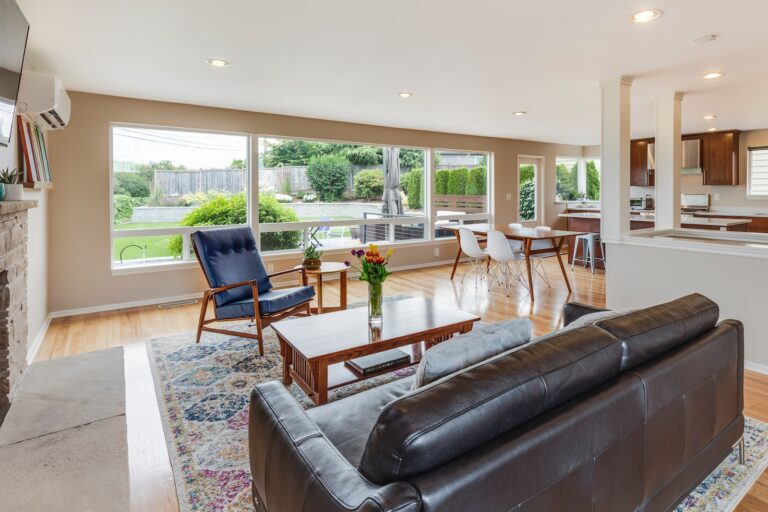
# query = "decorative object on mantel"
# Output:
<box><xmin>17</xmin><ymin>115</ymin><xmax>53</xmax><ymax>189</ymax></box>
<box><xmin>347</xmin><ymin>244</ymin><xmax>393</xmax><ymax>324</ymax></box>
<box><xmin>301</xmin><ymin>244</ymin><xmax>322</xmax><ymax>270</ymax></box>
<box><xmin>0</xmin><ymin>168</ymin><xmax>22</xmax><ymax>201</ymax></box>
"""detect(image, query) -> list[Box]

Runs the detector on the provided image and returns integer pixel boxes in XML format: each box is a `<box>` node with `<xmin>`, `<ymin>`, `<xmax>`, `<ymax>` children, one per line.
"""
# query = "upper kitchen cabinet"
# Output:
<box><xmin>700</xmin><ymin>130</ymin><xmax>740</xmax><ymax>186</ymax></box>
<box><xmin>630</xmin><ymin>138</ymin><xmax>654</xmax><ymax>186</ymax></box>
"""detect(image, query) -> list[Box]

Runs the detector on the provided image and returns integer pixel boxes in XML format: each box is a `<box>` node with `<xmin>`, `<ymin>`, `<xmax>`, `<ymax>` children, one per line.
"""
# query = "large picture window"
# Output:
<box><xmin>555</xmin><ymin>157</ymin><xmax>601</xmax><ymax>201</ymax></box>
<box><xmin>256</xmin><ymin>137</ymin><xmax>427</xmax><ymax>251</ymax></box>
<box><xmin>111</xmin><ymin>125</ymin><xmax>249</xmax><ymax>269</ymax></box>
<box><xmin>432</xmin><ymin>150</ymin><xmax>491</xmax><ymax>238</ymax></box>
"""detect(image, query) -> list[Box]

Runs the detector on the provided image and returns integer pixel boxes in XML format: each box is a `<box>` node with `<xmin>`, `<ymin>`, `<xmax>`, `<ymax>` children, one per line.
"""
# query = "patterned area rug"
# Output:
<box><xmin>148</xmin><ymin>325</ymin><xmax>768</xmax><ymax>512</ymax></box>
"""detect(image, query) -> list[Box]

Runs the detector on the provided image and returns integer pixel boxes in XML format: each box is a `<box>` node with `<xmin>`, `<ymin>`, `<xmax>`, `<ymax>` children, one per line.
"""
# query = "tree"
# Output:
<box><xmin>230</xmin><ymin>159</ymin><xmax>246</xmax><ymax>169</ymax></box>
<box><xmin>114</xmin><ymin>172</ymin><xmax>151</xmax><ymax>197</ymax></box>
<box><xmin>555</xmin><ymin>162</ymin><xmax>578</xmax><ymax>200</ymax></box>
<box><xmin>466</xmin><ymin>167</ymin><xmax>486</xmax><ymax>195</ymax></box>
<box><xmin>435</xmin><ymin>170</ymin><xmax>450</xmax><ymax>195</ymax></box>
<box><xmin>306</xmin><ymin>155</ymin><xmax>351</xmax><ymax>201</ymax></box>
<box><xmin>263</xmin><ymin>140</ymin><xmax>334</xmax><ymax>166</ymax></box>
<box><xmin>344</xmin><ymin>146</ymin><xmax>381</xmax><ymax>166</ymax></box>
<box><xmin>399</xmin><ymin>149</ymin><xmax>424</xmax><ymax>170</ymax></box>
<box><xmin>586</xmin><ymin>160</ymin><xmax>600</xmax><ymax>200</ymax></box>
<box><xmin>447</xmin><ymin>168</ymin><xmax>469</xmax><ymax>195</ymax></box>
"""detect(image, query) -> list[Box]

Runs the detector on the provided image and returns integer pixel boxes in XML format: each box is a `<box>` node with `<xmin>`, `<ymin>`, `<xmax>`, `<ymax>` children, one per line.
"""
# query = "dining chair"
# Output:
<box><xmin>458</xmin><ymin>227</ymin><xmax>488</xmax><ymax>288</ymax></box>
<box><xmin>487</xmin><ymin>229</ymin><xmax>526</xmax><ymax>296</ymax></box>
<box><xmin>191</xmin><ymin>227</ymin><xmax>315</xmax><ymax>355</ymax></box>
<box><xmin>529</xmin><ymin>225</ymin><xmax>555</xmax><ymax>287</ymax></box>
<box><xmin>507</xmin><ymin>223</ymin><xmax>524</xmax><ymax>252</ymax></box>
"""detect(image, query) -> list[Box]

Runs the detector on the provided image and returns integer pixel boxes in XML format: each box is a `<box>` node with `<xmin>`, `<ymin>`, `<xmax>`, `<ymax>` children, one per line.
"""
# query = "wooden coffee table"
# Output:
<box><xmin>271</xmin><ymin>297</ymin><xmax>480</xmax><ymax>405</ymax></box>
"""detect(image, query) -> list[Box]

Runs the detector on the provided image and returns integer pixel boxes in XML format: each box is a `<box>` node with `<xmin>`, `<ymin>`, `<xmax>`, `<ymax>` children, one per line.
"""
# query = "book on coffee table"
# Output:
<box><xmin>345</xmin><ymin>349</ymin><xmax>411</xmax><ymax>376</ymax></box>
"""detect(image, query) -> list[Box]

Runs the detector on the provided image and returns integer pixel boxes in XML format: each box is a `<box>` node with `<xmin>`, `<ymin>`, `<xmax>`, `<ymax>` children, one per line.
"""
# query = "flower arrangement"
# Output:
<box><xmin>346</xmin><ymin>244</ymin><xmax>393</xmax><ymax>323</ymax></box>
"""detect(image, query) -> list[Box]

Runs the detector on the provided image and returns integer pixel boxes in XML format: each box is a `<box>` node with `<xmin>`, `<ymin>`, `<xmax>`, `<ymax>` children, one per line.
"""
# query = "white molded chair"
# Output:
<box><xmin>507</xmin><ymin>223</ymin><xmax>524</xmax><ymax>252</ymax></box>
<box><xmin>487</xmin><ymin>230</ymin><xmax>526</xmax><ymax>296</ymax></box>
<box><xmin>458</xmin><ymin>228</ymin><xmax>488</xmax><ymax>288</ymax></box>
<box><xmin>529</xmin><ymin>225</ymin><xmax>555</xmax><ymax>287</ymax></box>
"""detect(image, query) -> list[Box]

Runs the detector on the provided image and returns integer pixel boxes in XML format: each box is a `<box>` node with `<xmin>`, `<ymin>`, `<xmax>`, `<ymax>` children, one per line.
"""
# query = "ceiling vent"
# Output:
<box><xmin>16</xmin><ymin>71</ymin><xmax>71</xmax><ymax>130</ymax></box>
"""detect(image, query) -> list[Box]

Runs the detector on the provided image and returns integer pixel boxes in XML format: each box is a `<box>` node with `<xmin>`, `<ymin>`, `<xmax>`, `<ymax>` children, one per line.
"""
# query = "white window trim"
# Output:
<box><xmin>109</xmin><ymin>123</ymin><xmax>252</xmax><ymax>274</ymax></box>
<box><xmin>747</xmin><ymin>147</ymin><xmax>768</xmax><ymax>199</ymax></box>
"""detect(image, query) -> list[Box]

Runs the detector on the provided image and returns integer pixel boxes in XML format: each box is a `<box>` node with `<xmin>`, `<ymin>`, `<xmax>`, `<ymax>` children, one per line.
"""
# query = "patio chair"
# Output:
<box><xmin>191</xmin><ymin>227</ymin><xmax>315</xmax><ymax>355</ymax></box>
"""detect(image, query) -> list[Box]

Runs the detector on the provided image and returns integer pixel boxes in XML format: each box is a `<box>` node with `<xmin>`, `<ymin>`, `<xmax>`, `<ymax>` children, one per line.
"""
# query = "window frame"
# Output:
<box><xmin>747</xmin><ymin>146</ymin><xmax>768</xmax><ymax>199</ymax></box>
<box><xmin>109</xmin><ymin>122</ymin><xmax>253</xmax><ymax>274</ymax></box>
<box><xmin>554</xmin><ymin>156</ymin><xmax>601</xmax><ymax>203</ymax></box>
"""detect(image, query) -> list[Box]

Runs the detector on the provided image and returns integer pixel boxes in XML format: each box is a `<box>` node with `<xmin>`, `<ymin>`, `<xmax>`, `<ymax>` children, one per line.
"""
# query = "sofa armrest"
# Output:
<box><xmin>249</xmin><ymin>381</ymin><xmax>421</xmax><ymax>512</ymax></box>
<box><xmin>563</xmin><ymin>302</ymin><xmax>608</xmax><ymax>327</ymax></box>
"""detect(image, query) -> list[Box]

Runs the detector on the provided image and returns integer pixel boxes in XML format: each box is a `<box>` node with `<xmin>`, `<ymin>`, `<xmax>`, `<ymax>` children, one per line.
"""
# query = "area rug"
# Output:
<box><xmin>148</xmin><ymin>327</ymin><xmax>768</xmax><ymax>512</ymax></box>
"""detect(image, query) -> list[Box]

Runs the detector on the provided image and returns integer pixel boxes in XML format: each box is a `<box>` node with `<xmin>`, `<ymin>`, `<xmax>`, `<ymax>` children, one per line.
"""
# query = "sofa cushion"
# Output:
<box><xmin>214</xmin><ymin>286</ymin><xmax>315</xmax><ymax>319</ymax></box>
<box><xmin>411</xmin><ymin>318</ymin><xmax>532</xmax><ymax>390</ymax></box>
<box><xmin>358</xmin><ymin>324</ymin><xmax>622</xmax><ymax>484</ymax></box>
<box><xmin>595</xmin><ymin>293</ymin><xmax>719</xmax><ymax>371</ymax></box>
<box><xmin>307</xmin><ymin>376</ymin><xmax>414</xmax><ymax>466</ymax></box>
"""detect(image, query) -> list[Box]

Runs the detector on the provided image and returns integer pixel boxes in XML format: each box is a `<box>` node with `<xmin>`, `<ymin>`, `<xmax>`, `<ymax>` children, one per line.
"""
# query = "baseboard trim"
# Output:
<box><xmin>745</xmin><ymin>361</ymin><xmax>768</xmax><ymax>376</ymax></box>
<box><xmin>49</xmin><ymin>259</ymin><xmax>462</xmax><ymax>319</ymax></box>
<box><xmin>50</xmin><ymin>292</ymin><xmax>204</xmax><ymax>319</ymax></box>
<box><xmin>26</xmin><ymin>314</ymin><xmax>52</xmax><ymax>365</ymax></box>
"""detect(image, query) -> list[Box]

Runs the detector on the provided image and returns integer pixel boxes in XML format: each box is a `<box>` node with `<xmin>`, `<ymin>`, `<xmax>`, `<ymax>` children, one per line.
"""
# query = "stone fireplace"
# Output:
<box><xmin>0</xmin><ymin>200</ymin><xmax>37</xmax><ymax>422</ymax></box>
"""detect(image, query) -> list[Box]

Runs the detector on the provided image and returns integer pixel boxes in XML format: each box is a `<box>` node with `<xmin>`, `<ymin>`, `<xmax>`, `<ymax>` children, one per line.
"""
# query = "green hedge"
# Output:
<box><xmin>353</xmin><ymin>170</ymin><xmax>384</xmax><ymax>200</ymax></box>
<box><xmin>113</xmin><ymin>194</ymin><xmax>134</xmax><ymax>225</ymax></box>
<box><xmin>169</xmin><ymin>193</ymin><xmax>301</xmax><ymax>256</ymax></box>
<box><xmin>114</xmin><ymin>172</ymin><xmax>150</xmax><ymax>198</ymax></box>
<box><xmin>435</xmin><ymin>170</ymin><xmax>450</xmax><ymax>195</ymax></box>
<box><xmin>466</xmin><ymin>167</ymin><xmax>486</xmax><ymax>195</ymax></box>
<box><xmin>519</xmin><ymin>180</ymin><xmax>536</xmax><ymax>221</ymax></box>
<box><xmin>402</xmin><ymin>168</ymin><xmax>423</xmax><ymax>210</ymax></box>
<box><xmin>447</xmin><ymin>168</ymin><xmax>468</xmax><ymax>195</ymax></box>
<box><xmin>306</xmin><ymin>155</ymin><xmax>351</xmax><ymax>201</ymax></box>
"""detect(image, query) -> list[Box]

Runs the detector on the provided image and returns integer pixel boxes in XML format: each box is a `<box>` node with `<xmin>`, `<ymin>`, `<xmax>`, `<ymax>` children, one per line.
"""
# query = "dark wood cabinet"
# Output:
<box><xmin>701</xmin><ymin>131</ymin><xmax>739</xmax><ymax>186</ymax></box>
<box><xmin>630</xmin><ymin>139</ymin><xmax>653</xmax><ymax>186</ymax></box>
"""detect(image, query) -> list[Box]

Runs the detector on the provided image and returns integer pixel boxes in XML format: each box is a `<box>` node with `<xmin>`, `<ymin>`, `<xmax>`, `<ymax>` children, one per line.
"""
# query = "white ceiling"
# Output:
<box><xmin>16</xmin><ymin>0</ymin><xmax>768</xmax><ymax>146</ymax></box>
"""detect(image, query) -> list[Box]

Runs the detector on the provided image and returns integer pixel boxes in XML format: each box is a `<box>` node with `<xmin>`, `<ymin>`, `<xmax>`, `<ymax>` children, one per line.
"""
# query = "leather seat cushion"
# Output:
<box><xmin>216</xmin><ymin>286</ymin><xmax>315</xmax><ymax>318</ymax></box>
<box><xmin>192</xmin><ymin>227</ymin><xmax>272</xmax><ymax>306</ymax></box>
<box><xmin>596</xmin><ymin>293</ymin><xmax>719</xmax><ymax>371</ymax></box>
<box><xmin>307</xmin><ymin>376</ymin><xmax>415</xmax><ymax>466</ymax></box>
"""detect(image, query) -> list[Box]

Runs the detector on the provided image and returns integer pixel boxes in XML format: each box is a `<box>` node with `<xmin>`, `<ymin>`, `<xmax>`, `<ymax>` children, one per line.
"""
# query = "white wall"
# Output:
<box><xmin>606</xmin><ymin>241</ymin><xmax>768</xmax><ymax>370</ymax></box>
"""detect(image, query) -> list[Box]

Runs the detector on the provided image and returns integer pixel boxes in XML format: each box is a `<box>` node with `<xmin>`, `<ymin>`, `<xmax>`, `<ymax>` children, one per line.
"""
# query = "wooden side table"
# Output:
<box><xmin>294</xmin><ymin>262</ymin><xmax>348</xmax><ymax>314</ymax></box>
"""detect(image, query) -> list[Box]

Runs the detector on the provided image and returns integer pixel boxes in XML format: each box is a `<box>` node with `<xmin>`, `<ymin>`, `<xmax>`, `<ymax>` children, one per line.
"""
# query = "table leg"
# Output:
<box><xmin>553</xmin><ymin>237</ymin><xmax>572</xmax><ymax>293</ymax></box>
<box><xmin>281</xmin><ymin>341</ymin><xmax>293</xmax><ymax>385</ymax></box>
<box><xmin>450</xmin><ymin>231</ymin><xmax>463</xmax><ymax>279</ymax></box>
<box><xmin>315</xmin><ymin>361</ymin><xmax>329</xmax><ymax>405</ymax></box>
<box><xmin>316</xmin><ymin>274</ymin><xmax>324</xmax><ymax>314</ymax></box>
<box><xmin>524</xmin><ymin>238</ymin><xmax>535</xmax><ymax>301</ymax></box>
<box><xmin>340</xmin><ymin>270</ymin><xmax>347</xmax><ymax>310</ymax></box>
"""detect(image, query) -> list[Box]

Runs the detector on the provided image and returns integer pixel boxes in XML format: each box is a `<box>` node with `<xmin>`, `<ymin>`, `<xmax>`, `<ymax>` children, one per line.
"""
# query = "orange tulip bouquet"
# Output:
<box><xmin>346</xmin><ymin>244</ymin><xmax>393</xmax><ymax>324</ymax></box>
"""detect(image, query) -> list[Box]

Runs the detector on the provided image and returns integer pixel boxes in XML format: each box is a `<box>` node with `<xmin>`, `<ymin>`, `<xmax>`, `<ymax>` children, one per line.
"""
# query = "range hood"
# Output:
<box><xmin>681</xmin><ymin>139</ymin><xmax>701</xmax><ymax>175</ymax></box>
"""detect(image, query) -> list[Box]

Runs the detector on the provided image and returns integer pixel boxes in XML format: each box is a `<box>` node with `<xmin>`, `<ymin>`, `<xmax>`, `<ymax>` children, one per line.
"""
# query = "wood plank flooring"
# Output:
<box><xmin>34</xmin><ymin>260</ymin><xmax>768</xmax><ymax>511</ymax></box>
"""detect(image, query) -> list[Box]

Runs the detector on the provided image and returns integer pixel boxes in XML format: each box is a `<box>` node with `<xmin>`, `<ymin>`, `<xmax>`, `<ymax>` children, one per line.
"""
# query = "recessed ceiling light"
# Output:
<box><xmin>707</xmin><ymin>127</ymin><xmax>717</xmax><ymax>132</ymax></box>
<box><xmin>512</xmin><ymin>111</ymin><xmax>527</xmax><ymax>116</ymax></box>
<box><xmin>702</xmin><ymin>71</ymin><xmax>725</xmax><ymax>80</ymax></box>
<box><xmin>703</xmin><ymin>114</ymin><xmax>718</xmax><ymax>120</ymax></box>
<box><xmin>206</xmin><ymin>58</ymin><xmax>230</xmax><ymax>68</ymax></box>
<box><xmin>398</xmin><ymin>92</ymin><xmax>413</xmax><ymax>98</ymax></box>
<box><xmin>628</xmin><ymin>9</ymin><xmax>662</xmax><ymax>23</ymax></box>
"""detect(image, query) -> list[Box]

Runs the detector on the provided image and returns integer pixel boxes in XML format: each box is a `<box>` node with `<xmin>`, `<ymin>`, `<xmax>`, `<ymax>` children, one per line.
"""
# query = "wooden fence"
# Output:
<box><xmin>432</xmin><ymin>194</ymin><xmax>487</xmax><ymax>213</ymax></box>
<box><xmin>154</xmin><ymin>169</ymin><xmax>247</xmax><ymax>196</ymax></box>
<box><xmin>258</xmin><ymin>166</ymin><xmax>312</xmax><ymax>194</ymax></box>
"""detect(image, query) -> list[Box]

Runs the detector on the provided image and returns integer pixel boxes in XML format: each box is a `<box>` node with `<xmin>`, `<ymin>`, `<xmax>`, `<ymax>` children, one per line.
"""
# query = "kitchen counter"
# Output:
<box><xmin>559</xmin><ymin>212</ymin><xmax>752</xmax><ymax>228</ymax></box>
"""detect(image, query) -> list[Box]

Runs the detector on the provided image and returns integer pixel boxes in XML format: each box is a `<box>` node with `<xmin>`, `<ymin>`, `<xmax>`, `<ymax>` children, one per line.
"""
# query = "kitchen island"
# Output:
<box><xmin>559</xmin><ymin>212</ymin><xmax>751</xmax><ymax>269</ymax></box>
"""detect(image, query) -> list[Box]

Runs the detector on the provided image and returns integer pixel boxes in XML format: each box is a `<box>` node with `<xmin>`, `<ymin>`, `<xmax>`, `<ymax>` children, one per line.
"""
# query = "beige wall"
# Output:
<box><xmin>46</xmin><ymin>92</ymin><xmax>582</xmax><ymax>312</ymax></box>
<box><xmin>0</xmin><ymin>120</ymin><xmax>49</xmax><ymax>361</ymax></box>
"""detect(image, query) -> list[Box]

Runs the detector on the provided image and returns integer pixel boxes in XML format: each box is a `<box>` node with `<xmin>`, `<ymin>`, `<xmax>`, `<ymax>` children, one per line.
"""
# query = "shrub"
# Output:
<box><xmin>435</xmin><ymin>170</ymin><xmax>450</xmax><ymax>195</ymax></box>
<box><xmin>302</xmin><ymin>193</ymin><xmax>317</xmax><ymax>203</ymax></box>
<box><xmin>447</xmin><ymin>168</ymin><xmax>469</xmax><ymax>195</ymax></box>
<box><xmin>519</xmin><ymin>180</ymin><xmax>536</xmax><ymax>221</ymax></box>
<box><xmin>354</xmin><ymin>170</ymin><xmax>384</xmax><ymax>200</ymax></box>
<box><xmin>114</xmin><ymin>172</ymin><xmax>150</xmax><ymax>198</ymax></box>
<box><xmin>274</xmin><ymin>193</ymin><xmax>293</xmax><ymax>203</ymax></box>
<box><xmin>586</xmin><ymin>160</ymin><xmax>600</xmax><ymax>200</ymax></box>
<box><xmin>466</xmin><ymin>167</ymin><xmax>486</xmax><ymax>195</ymax></box>
<box><xmin>402</xmin><ymin>168</ymin><xmax>423</xmax><ymax>210</ymax></box>
<box><xmin>344</xmin><ymin>146</ymin><xmax>381</xmax><ymax>166</ymax></box>
<box><xmin>169</xmin><ymin>194</ymin><xmax>301</xmax><ymax>256</ymax></box>
<box><xmin>306</xmin><ymin>155</ymin><xmax>351</xmax><ymax>201</ymax></box>
<box><xmin>113</xmin><ymin>194</ymin><xmax>134</xmax><ymax>225</ymax></box>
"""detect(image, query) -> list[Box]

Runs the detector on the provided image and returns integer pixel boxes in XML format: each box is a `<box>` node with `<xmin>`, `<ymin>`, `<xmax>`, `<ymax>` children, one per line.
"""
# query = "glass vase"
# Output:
<box><xmin>368</xmin><ymin>281</ymin><xmax>383</xmax><ymax>324</ymax></box>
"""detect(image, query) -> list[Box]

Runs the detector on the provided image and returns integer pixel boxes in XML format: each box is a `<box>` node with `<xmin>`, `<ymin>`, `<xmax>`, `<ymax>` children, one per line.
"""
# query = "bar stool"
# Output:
<box><xmin>571</xmin><ymin>233</ymin><xmax>605</xmax><ymax>273</ymax></box>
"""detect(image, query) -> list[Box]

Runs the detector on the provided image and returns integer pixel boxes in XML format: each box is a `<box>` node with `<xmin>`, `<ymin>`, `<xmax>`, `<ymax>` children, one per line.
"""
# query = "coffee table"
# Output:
<box><xmin>271</xmin><ymin>297</ymin><xmax>480</xmax><ymax>405</ymax></box>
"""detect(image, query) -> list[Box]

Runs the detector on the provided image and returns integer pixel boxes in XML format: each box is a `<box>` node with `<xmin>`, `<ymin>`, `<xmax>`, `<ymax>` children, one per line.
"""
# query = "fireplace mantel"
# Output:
<box><xmin>0</xmin><ymin>199</ymin><xmax>38</xmax><ymax>423</ymax></box>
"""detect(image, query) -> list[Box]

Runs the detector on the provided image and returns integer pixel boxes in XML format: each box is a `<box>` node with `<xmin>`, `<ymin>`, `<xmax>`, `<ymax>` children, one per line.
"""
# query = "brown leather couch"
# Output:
<box><xmin>249</xmin><ymin>294</ymin><xmax>744</xmax><ymax>511</ymax></box>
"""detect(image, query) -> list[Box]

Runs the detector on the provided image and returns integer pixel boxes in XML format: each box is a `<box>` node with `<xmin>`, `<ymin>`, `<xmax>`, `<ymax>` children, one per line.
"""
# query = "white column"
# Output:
<box><xmin>654</xmin><ymin>92</ymin><xmax>683</xmax><ymax>230</ymax></box>
<box><xmin>600</xmin><ymin>77</ymin><xmax>633</xmax><ymax>242</ymax></box>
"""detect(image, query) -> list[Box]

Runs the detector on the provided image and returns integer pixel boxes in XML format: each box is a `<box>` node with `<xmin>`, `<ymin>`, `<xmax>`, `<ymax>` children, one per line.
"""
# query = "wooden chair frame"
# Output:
<box><xmin>195</xmin><ymin>264</ymin><xmax>312</xmax><ymax>356</ymax></box>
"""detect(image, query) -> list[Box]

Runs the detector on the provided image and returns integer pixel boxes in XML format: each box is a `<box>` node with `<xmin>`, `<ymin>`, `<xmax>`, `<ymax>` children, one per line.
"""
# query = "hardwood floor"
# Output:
<box><xmin>35</xmin><ymin>259</ymin><xmax>767</xmax><ymax>511</ymax></box>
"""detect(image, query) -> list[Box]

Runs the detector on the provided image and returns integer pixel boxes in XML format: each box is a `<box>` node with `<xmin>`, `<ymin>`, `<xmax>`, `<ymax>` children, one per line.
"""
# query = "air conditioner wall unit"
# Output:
<box><xmin>16</xmin><ymin>71</ymin><xmax>71</xmax><ymax>130</ymax></box>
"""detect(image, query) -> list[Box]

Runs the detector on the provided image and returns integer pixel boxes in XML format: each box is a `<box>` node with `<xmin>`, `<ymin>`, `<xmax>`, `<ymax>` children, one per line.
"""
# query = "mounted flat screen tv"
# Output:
<box><xmin>0</xmin><ymin>0</ymin><xmax>29</xmax><ymax>146</ymax></box>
